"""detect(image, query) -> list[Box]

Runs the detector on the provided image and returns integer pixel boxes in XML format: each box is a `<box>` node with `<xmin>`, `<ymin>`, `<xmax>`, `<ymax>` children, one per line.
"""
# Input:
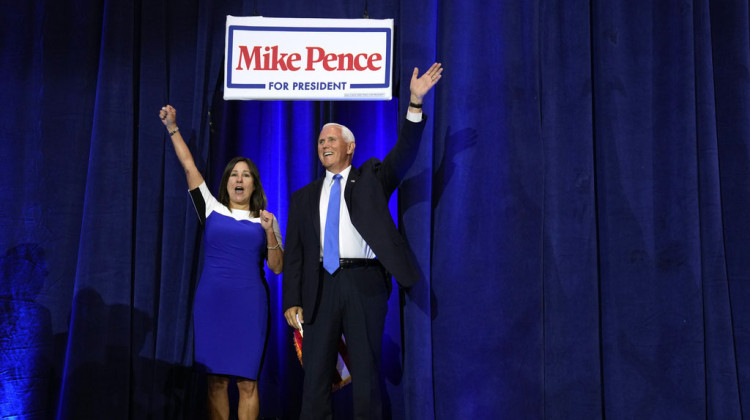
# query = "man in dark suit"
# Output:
<box><xmin>282</xmin><ymin>62</ymin><xmax>443</xmax><ymax>420</ymax></box>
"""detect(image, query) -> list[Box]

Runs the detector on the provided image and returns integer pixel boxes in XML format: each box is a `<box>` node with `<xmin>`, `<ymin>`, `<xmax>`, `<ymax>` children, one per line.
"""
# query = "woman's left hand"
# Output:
<box><xmin>259</xmin><ymin>210</ymin><xmax>274</xmax><ymax>231</ymax></box>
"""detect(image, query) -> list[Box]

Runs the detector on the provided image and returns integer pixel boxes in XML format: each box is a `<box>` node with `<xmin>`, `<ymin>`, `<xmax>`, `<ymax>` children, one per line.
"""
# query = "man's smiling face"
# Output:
<box><xmin>317</xmin><ymin>125</ymin><xmax>354</xmax><ymax>174</ymax></box>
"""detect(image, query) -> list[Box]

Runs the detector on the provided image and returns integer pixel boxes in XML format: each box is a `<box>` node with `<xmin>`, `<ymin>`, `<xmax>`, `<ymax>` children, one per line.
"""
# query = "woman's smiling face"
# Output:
<box><xmin>227</xmin><ymin>160</ymin><xmax>254</xmax><ymax>210</ymax></box>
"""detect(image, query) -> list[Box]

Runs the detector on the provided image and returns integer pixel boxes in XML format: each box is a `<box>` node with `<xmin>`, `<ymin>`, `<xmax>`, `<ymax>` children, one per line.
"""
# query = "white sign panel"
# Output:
<box><xmin>224</xmin><ymin>16</ymin><xmax>394</xmax><ymax>101</ymax></box>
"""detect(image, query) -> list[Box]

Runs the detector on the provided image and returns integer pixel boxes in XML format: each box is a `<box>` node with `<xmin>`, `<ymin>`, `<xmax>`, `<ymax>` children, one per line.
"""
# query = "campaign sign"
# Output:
<box><xmin>224</xmin><ymin>16</ymin><xmax>393</xmax><ymax>100</ymax></box>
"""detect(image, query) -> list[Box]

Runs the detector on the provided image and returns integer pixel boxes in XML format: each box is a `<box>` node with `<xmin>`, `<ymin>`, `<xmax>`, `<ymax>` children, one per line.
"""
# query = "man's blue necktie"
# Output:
<box><xmin>323</xmin><ymin>174</ymin><xmax>342</xmax><ymax>274</ymax></box>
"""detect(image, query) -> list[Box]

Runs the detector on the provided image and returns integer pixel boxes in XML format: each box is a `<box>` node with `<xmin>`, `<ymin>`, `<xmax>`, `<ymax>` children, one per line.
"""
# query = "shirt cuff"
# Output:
<box><xmin>406</xmin><ymin>110</ymin><xmax>422</xmax><ymax>123</ymax></box>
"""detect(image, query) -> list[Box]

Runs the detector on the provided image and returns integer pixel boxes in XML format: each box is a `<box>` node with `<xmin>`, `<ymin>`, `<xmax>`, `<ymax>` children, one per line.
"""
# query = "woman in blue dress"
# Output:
<box><xmin>159</xmin><ymin>105</ymin><xmax>283</xmax><ymax>420</ymax></box>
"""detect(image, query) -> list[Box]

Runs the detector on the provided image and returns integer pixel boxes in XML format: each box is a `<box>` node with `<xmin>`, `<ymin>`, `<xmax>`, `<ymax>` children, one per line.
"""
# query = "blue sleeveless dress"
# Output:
<box><xmin>189</xmin><ymin>182</ymin><xmax>280</xmax><ymax>380</ymax></box>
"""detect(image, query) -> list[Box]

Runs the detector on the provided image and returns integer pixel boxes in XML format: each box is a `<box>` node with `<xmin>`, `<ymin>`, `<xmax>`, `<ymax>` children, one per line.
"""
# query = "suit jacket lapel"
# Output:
<box><xmin>344</xmin><ymin>166</ymin><xmax>360</xmax><ymax>209</ymax></box>
<box><xmin>312</xmin><ymin>177</ymin><xmax>325</xmax><ymax>242</ymax></box>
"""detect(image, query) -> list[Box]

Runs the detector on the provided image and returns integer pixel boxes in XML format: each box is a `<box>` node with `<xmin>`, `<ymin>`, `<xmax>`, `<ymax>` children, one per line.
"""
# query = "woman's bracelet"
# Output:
<box><xmin>169</xmin><ymin>127</ymin><xmax>179</xmax><ymax>136</ymax></box>
<box><xmin>267</xmin><ymin>243</ymin><xmax>281</xmax><ymax>250</ymax></box>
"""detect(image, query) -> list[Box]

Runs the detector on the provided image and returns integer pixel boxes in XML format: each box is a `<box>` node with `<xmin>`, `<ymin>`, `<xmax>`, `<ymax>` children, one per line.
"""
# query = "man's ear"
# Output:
<box><xmin>347</xmin><ymin>142</ymin><xmax>356</xmax><ymax>155</ymax></box>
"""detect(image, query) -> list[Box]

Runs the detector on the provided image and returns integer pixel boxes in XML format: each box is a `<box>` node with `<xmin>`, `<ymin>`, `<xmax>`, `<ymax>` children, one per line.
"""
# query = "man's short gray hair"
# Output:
<box><xmin>322</xmin><ymin>123</ymin><xmax>355</xmax><ymax>144</ymax></box>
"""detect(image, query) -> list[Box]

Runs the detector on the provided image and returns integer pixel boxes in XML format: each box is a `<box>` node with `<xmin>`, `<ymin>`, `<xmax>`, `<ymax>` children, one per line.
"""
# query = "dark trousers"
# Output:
<box><xmin>300</xmin><ymin>264</ymin><xmax>390</xmax><ymax>420</ymax></box>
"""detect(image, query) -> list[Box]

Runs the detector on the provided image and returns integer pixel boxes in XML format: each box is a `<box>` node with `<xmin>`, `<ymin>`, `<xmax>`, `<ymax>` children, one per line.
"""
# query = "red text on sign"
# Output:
<box><xmin>235</xmin><ymin>46</ymin><xmax>382</xmax><ymax>71</ymax></box>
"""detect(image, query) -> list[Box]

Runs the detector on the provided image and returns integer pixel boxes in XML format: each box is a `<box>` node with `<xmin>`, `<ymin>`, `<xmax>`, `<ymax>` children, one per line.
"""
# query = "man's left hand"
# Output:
<box><xmin>410</xmin><ymin>62</ymin><xmax>443</xmax><ymax>104</ymax></box>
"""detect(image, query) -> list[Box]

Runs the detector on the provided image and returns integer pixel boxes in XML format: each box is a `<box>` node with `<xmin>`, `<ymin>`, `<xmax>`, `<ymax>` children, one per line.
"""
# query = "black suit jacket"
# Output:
<box><xmin>282</xmin><ymin>116</ymin><xmax>427</xmax><ymax>324</ymax></box>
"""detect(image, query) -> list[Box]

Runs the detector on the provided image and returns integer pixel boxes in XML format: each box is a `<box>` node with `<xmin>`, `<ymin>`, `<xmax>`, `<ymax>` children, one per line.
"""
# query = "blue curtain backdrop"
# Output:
<box><xmin>1</xmin><ymin>0</ymin><xmax>749</xmax><ymax>419</ymax></box>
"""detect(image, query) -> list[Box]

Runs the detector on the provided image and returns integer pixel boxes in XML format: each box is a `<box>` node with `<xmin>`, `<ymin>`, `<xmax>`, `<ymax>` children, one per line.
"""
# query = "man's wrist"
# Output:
<box><xmin>408</xmin><ymin>95</ymin><xmax>423</xmax><ymax>112</ymax></box>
